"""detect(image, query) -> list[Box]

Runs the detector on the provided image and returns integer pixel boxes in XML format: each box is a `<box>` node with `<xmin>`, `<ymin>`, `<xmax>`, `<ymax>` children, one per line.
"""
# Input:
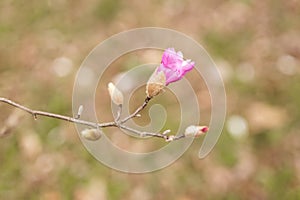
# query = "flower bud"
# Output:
<box><xmin>184</xmin><ymin>125</ymin><xmax>208</xmax><ymax>137</ymax></box>
<box><xmin>77</xmin><ymin>105</ymin><xmax>83</xmax><ymax>116</ymax></box>
<box><xmin>75</xmin><ymin>105</ymin><xmax>83</xmax><ymax>119</ymax></box>
<box><xmin>108</xmin><ymin>82</ymin><xmax>124</xmax><ymax>105</ymax></box>
<box><xmin>81</xmin><ymin>128</ymin><xmax>102</xmax><ymax>141</ymax></box>
<box><xmin>146</xmin><ymin>70</ymin><xmax>166</xmax><ymax>98</ymax></box>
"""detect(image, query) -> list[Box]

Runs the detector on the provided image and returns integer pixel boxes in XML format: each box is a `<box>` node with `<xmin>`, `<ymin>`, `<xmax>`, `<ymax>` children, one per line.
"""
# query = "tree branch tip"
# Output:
<box><xmin>33</xmin><ymin>113</ymin><xmax>38</xmax><ymax>120</ymax></box>
<box><xmin>75</xmin><ymin>105</ymin><xmax>84</xmax><ymax>119</ymax></box>
<box><xmin>162</xmin><ymin>129</ymin><xmax>171</xmax><ymax>135</ymax></box>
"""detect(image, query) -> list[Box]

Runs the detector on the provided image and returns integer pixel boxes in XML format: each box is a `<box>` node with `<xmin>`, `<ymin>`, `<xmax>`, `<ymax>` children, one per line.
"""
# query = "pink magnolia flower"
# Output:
<box><xmin>157</xmin><ymin>48</ymin><xmax>195</xmax><ymax>85</ymax></box>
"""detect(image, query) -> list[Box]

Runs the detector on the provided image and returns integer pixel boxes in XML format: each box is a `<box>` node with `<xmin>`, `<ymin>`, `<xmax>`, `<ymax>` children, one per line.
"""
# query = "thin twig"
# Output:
<box><xmin>120</xmin><ymin>96</ymin><xmax>152</xmax><ymax>124</ymax></box>
<box><xmin>119</xmin><ymin>124</ymin><xmax>185</xmax><ymax>142</ymax></box>
<box><xmin>0</xmin><ymin>97</ymin><xmax>186</xmax><ymax>141</ymax></box>
<box><xmin>0</xmin><ymin>97</ymin><xmax>115</xmax><ymax>129</ymax></box>
<box><xmin>115</xmin><ymin>104</ymin><xmax>122</xmax><ymax>122</ymax></box>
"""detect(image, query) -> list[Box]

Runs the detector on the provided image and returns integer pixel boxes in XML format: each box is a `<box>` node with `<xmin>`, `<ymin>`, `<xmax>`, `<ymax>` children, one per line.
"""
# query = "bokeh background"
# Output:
<box><xmin>1</xmin><ymin>0</ymin><xmax>300</xmax><ymax>199</ymax></box>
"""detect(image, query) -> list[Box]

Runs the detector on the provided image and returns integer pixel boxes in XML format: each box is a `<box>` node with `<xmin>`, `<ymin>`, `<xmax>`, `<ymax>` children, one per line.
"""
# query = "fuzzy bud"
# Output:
<box><xmin>75</xmin><ymin>105</ymin><xmax>83</xmax><ymax>119</ymax></box>
<box><xmin>184</xmin><ymin>125</ymin><xmax>208</xmax><ymax>137</ymax></box>
<box><xmin>77</xmin><ymin>105</ymin><xmax>83</xmax><ymax>116</ymax></box>
<box><xmin>81</xmin><ymin>128</ymin><xmax>102</xmax><ymax>141</ymax></box>
<box><xmin>146</xmin><ymin>70</ymin><xmax>166</xmax><ymax>98</ymax></box>
<box><xmin>108</xmin><ymin>82</ymin><xmax>124</xmax><ymax>105</ymax></box>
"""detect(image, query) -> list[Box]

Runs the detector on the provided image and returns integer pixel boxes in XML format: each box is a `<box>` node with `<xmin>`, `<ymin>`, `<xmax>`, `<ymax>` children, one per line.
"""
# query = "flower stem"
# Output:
<box><xmin>120</xmin><ymin>96</ymin><xmax>152</xmax><ymax>124</ymax></box>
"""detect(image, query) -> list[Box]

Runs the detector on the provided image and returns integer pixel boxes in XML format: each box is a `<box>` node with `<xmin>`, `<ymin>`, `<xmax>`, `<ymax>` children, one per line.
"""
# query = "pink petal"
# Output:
<box><xmin>158</xmin><ymin>48</ymin><xmax>195</xmax><ymax>85</ymax></box>
<box><xmin>161</xmin><ymin>48</ymin><xmax>183</xmax><ymax>70</ymax></box>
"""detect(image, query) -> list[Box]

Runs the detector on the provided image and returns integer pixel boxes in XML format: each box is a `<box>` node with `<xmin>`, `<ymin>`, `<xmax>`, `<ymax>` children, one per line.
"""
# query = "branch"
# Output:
<box><xmin>0</xmin><ymin>97</ymin><xmax>115</xmax><ymax>129</ymax></box>
<box><xmin>0</xmin><ymin>97</ymin><xmax>188</xmax><ymax>141</ymax></box>
<box><xmin>119</xmin><ymin>125</ymin><xmax>184</xmax><ymax>141</ymax></box>
<box><xmin>115</xmin><ymin>104</ymin><xmax>122</xmax><ymax>122</ymax></box>
<box><xmin>120</xmin><ymin>96</ymin><xmax>151</xmax><ymax>124</ymax></box>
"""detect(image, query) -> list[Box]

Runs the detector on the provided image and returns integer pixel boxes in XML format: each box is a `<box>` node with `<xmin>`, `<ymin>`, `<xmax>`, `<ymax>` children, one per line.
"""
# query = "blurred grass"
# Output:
<box><xmin>204</xmin><ymin>30</ymin><xmax>253</xmax><ymax>62</ymax></box>
<box><xmin>95</xmin><ymin>0</ymin><xmax>121</xmax><ymax>22</ymax></box>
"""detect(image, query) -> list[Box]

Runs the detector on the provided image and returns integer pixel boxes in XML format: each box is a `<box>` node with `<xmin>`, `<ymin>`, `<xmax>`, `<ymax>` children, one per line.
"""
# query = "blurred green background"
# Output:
<box><xmin>1</xmin><ymin>0</ymin><xmax>300</xmax><ymax>199</ymax></box>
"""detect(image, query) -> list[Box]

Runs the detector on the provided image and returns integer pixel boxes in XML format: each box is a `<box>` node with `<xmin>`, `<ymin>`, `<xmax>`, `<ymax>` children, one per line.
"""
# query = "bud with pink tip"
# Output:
<box><xmin>184</xmin><ymin>125</ymin><xmax>208</xmax><ymax>137</ymax></box>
